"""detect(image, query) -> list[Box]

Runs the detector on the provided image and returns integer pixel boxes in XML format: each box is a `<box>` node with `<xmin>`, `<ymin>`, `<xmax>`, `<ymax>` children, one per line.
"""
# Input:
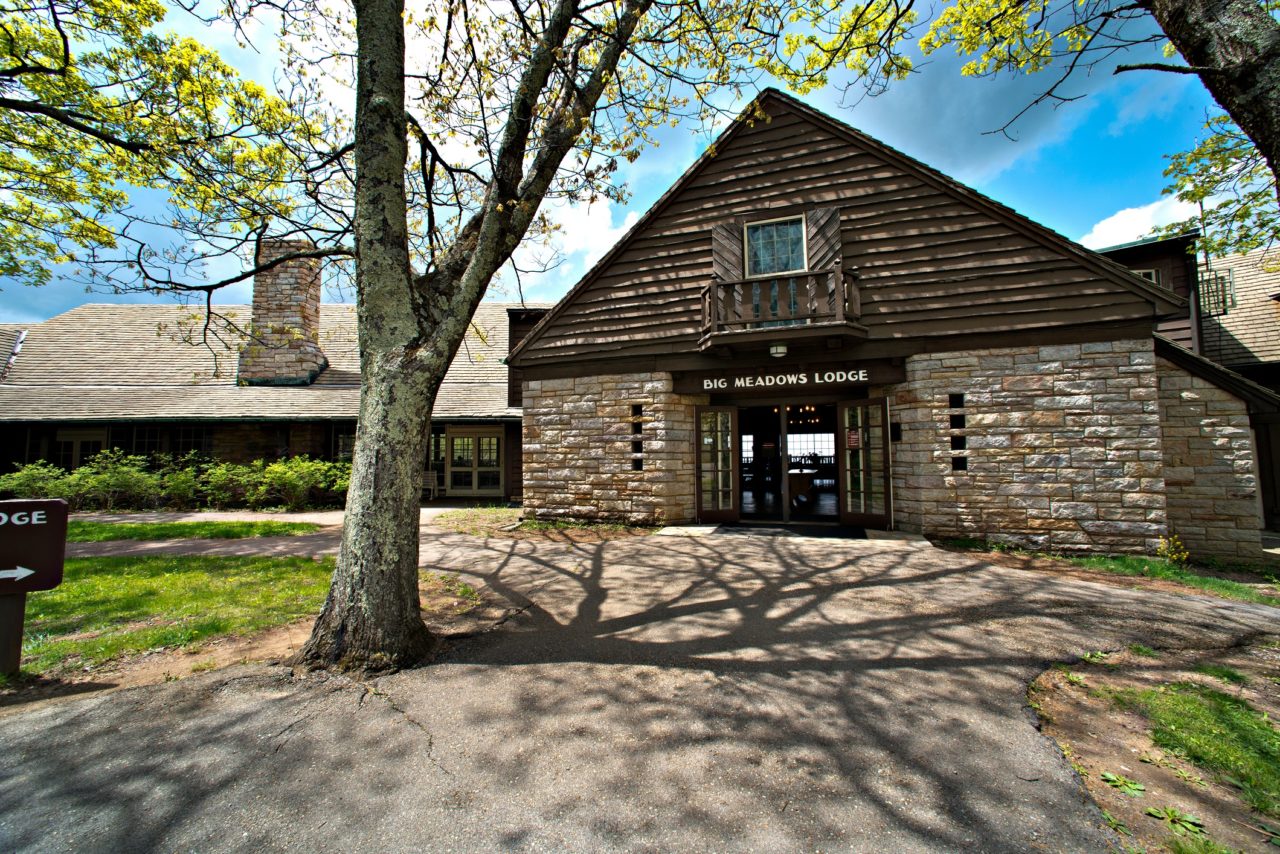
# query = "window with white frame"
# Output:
<box><xmin>744</xmin><ymin>216</ymin><xmax>806</xmax><ymax>277</ymax></box>
<box><xmin>1131</xmin><ymin>268</ymin><xmax>1162</xmax><ymax>287</ymax></box>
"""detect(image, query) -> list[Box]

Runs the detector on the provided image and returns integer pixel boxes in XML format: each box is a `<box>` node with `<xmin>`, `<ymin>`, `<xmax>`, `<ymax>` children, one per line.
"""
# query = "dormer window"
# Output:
<box><xmin>1131</xmin><ymin>268</ymin><xmax>1162</xmax><ymax>287</ymax></box>
<box><xmin>745</xmin><ymin>216</ymin><xmax>807</xmax><ymax>277</ymax></box>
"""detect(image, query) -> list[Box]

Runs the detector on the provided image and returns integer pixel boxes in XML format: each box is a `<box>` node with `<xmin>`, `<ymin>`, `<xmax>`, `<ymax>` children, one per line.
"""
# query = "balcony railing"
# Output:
<box><xmin>700</xmin><ymin>268</ymin><xmax>862</xmax><ymax>344</ymax></box>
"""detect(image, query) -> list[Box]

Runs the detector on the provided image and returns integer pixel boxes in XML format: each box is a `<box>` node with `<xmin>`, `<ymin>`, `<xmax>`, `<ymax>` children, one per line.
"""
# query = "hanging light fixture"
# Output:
<box><xmin>769</xmin><ymin>343</ymin><xmax>787</xmax><ymax>358</ymax></box>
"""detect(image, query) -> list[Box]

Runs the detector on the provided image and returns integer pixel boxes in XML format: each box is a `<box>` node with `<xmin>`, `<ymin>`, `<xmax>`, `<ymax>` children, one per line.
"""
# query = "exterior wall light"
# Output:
<box><xmin>769</xmin><ymin>343</ymin><xmax>787</xmax><ymax>358</ymax></box>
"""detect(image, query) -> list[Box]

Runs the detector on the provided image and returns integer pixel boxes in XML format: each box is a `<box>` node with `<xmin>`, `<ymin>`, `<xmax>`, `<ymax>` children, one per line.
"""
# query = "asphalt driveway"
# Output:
<box><xmin>2</xmin><ymin>531</ymin><xmax>1277</xmax><ymax>852</ymax></box>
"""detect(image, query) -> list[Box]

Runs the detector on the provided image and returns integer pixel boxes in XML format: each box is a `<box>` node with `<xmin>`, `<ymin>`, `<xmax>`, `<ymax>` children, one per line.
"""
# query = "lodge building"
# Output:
<box><xmin>2</xmin><ymin>89</ymin><xmax>1277</xmax><ymax>561</ymax></box>
<box><xmin>508</xmin><ymin>89</ymin><xmax>1280</xmax><ymax>560</ymax></box>
<box><xmin>0</xmin><ymin>243</ymin><xmax>549</xmax><ymax>503</ymax></box>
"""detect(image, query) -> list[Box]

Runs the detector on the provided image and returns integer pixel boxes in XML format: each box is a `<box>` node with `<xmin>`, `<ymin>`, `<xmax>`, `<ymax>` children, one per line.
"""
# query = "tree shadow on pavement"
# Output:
<box><xmin>391</xmin><ymin>532</ymin><xmax>1278</xmax><ymax>850</ymax></box>
<box><xmin>1</xmin><ymin>532</ymin><xmax>1275</xmax><ymax>852</ymax></box>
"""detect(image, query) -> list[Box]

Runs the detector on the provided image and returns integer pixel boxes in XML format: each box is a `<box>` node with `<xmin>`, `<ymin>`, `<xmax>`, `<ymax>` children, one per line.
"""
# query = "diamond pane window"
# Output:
<box><xmin>745</xmin><ymin>218</ymin><xmax>805</xmax><ymax>277</ymax></box>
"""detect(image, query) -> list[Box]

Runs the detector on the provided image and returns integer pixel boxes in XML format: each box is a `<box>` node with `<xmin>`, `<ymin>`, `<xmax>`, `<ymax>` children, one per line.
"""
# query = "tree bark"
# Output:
<box><xmin>296</xmin><ymin>0</ymin><xmax>436</xmax><ymax>671</ymax></box>
<box><xmin>1147</xmin><ymin>0</ymin><xmax>1280</xmax><ymax>203</ymax></box>
<box><xmin>296</xmin><ymin>0</ymin><xmax>653</xmax><ymax>671</ymax></box>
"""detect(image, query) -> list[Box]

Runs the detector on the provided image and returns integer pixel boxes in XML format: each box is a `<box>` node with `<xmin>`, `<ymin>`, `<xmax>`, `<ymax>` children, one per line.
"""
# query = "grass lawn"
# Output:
<box><xmin>945</xmin><ymin>538</ymin><xmax>1280</xmax><ymax>609</ymax></box>
<box><xmin>1133</xmin><ymin>682</ymin><xmax>1280</xmax><ymax>817</ymax></box>
<box><xmin>14</xmin><ymin>555</ymin><xmax>334</xmax><ymax>679</ymax></box>
<box><xmin>1034</xmin><ymin>641</ymin><xmax>1280</xmax><ymax>852</ymax></box>
<box><xmin>67</xmin><ymin>519</ymin><xmax>323</xmax><ymax>542</ymax></box>
<box><xmin>1064</xmin><ymin>553</ymin><xmax>1280</xmax><ymax>608</ymax></box>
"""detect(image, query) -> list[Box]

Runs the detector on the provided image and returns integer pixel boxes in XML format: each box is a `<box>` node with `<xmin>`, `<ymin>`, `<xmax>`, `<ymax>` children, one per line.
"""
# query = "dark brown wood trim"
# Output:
<box><xmin>1155</xmin><ymin>335</ymin><xmax>1280</xmax><ymax>414</ymax></box>
<box><xmin>519</xmin><ymin>322</ymin><xmax>1157</xmax><ymax>381</ymax></box>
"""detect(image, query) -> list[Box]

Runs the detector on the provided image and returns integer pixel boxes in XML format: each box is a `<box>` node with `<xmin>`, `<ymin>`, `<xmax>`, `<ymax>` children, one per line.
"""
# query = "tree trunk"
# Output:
<box><xmin>296</xmin><ymin>0</ymin><xmax>436</xmax><ymax>671</ymax></box>
<box><xmin>1148</xmin><ymin>0</ymin><xmax>1280</xmax><ymax>202</ymax></box>
<box><xmin>297</xmin><ymin>358</ymin><xmax>438</xmax><ymax>670</ymax></box>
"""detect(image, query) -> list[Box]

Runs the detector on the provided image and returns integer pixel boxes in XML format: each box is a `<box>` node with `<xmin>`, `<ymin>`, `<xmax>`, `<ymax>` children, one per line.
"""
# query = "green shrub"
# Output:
<box><xmin>0</xmin><ymin>453</ymin><xmax>350</xmax><ymax>511</ymax></box>
<box><xmin>65</xmin><ymin>450</ymin><xmax>161</xmax><ymax>510</ymax></box>
<box><xmin>153</xmin><ymin>453</ymin><xmax>205</xmax><ymax>509</ymax></box>
<box><xmin>251</xmin><ymin>456</ymin><xmax>333</xmax><ymax>510</ymax></box>
<box><xmin>327</xmin><ymin>461</ymin><xmax>351</xmax><ymax>499</ymax></box>
<box><xmin>202</xmin><ymin>461</ymin><xmax>262</xmax><ymax>509</ymax></box>
<box><xmin>0</xmin><ymin>459</ymin><xmax>74</xmax><ymax>503</ymax></box>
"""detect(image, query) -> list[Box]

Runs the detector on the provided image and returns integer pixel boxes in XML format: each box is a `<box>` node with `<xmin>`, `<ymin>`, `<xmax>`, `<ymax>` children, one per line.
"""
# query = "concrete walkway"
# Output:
<box><xmin>66</xmin><ymin>507</ymin><xmax>459</xmax><ymax>559</ymax></box>
<box><xmin>75</xmin><ymin>505</ymin><xmax>460</xmax><ymax>527</ymax></box>
<box><xmin>2</xmin><ymin>531</ymin><xmax>1278</xmax><ymax>852</ymax></box>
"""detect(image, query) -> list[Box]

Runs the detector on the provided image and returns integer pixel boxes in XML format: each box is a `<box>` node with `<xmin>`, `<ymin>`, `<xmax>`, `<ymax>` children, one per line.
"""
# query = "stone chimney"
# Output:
<box><xmin>237</xmin><ymin>239</ymin><xmax>328</xmax><ymax>386</ymax></box>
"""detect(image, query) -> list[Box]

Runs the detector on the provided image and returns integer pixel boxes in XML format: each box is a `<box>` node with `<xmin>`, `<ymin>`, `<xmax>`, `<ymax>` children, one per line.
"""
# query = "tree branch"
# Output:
<box><xmin>1113</xmin><ymin>61</ymin><xmax>1210</xmax><ymax>75</ymax></box>
<box><xmin>0</xmin><ymin>96</ymin><xmax>154</xmax><ymax>153</ymax></box>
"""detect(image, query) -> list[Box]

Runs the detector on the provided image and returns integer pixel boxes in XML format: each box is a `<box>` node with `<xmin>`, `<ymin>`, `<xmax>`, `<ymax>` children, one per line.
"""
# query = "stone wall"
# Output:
<box><xmin>288</xmin><ymin>422</ymin><xmax>329</xmax><ymax>458</ymax></box>
<box><xmin>211</xmin><ymin>423</ymin><xmax>290</xmax><ymax>463</ymax></box>
<box><xmin>886</xmin><ymin>339</ymin><xmax>1167</xmax><ymax>553</ymax></box>
<box><xmin>522</xmin><ymin>372</ymin><xmax>704</xmax><ymax>523</ymax></box>
<box><xmin>237</xmin><ymin>240</ymin><xmax>328</xmax><ymax>386</ymax></box>
<box><xmin>1157</xmin><ymin>358</ymin><xmax>1264</xmax><ymax>560</ymax></box>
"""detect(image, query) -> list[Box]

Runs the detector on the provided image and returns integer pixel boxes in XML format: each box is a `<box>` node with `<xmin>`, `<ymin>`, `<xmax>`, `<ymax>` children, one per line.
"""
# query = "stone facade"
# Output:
<box><xmin>886</xmin><ymin>339</ymin><xmax>1167</xmax><ymax>553</ymax></box>
<box><xmin>1157</xmin><ymin>358</ymin><xmax>1264</xmax><ymax>560</ymax></box>
<box><xmin>237</xmin><ymin>240</ymin><xmax>328</xmax><ymax>386</ymax></box>
<box><xmin>520</xmin><ymin>339</ymin><xmax>1267</xmax><ymax>557</ymax></box>
<box><xmin>522</xmin><ymin>372</ymin><xmax>705</xmax><ymax>523</ymax></box>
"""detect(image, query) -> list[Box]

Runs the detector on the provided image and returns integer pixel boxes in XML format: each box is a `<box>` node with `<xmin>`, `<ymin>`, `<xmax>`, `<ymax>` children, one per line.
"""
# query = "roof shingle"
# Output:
<box><xmin>0</xmin><ymin>302</ymin><xmax>546</xmax><ymax>422</ymax></box>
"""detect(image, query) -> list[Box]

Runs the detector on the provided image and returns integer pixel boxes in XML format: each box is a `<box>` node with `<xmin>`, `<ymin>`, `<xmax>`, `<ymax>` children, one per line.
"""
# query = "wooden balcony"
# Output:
<box><xmin>700</xmin><ymin>268</ymin><xmax>868</xmax><ymax>350</ymax></box>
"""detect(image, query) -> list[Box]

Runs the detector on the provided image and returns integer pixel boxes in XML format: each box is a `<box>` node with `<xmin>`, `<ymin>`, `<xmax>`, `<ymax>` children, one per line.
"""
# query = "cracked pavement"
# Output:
<box><xmin>1</xmin><ymin>530</ymin><xmax>1277</xmax><ymax>852</ymax></box>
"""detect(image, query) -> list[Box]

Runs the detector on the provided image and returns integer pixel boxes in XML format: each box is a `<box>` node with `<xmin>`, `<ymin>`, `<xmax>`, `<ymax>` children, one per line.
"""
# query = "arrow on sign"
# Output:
<box><xmin>0</xmin><ymin>567</ymin><xmax>35</xmax><ymax>581</ymax></box>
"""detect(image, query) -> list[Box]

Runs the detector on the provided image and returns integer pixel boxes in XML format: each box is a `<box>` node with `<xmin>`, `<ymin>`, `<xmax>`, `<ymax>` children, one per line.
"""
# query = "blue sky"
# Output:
<box><xmin>0</xmin><ymin>10</ymin><xmax>1218</xmax><ymax>323</ymax></box>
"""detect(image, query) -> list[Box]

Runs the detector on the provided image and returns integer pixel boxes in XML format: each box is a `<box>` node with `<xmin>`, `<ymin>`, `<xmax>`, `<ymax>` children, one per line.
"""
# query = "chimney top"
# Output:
<box><xmin>237</xmin><ymin>239</ymin><xmax>328</xmax><ymax>386</ymax></box>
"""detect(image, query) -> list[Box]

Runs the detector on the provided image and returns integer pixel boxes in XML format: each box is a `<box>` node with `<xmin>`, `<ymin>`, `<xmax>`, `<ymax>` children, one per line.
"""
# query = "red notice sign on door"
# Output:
<box><xmin>846</xmin><ymin>429</ymin><xmax>861</xmax><ymax>449</ymax></box>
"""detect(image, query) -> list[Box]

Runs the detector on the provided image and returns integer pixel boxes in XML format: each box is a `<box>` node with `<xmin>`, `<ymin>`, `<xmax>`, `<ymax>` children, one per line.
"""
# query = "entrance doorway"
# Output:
<box><xmin>738</xmin><ymin>404</ymin><xmax>838</xmax><ymax>521</ymax></box>
<box><xmin>698</xmin><ymin>398</ymin><xmax>889</xmax><ymax>527</ymax></box>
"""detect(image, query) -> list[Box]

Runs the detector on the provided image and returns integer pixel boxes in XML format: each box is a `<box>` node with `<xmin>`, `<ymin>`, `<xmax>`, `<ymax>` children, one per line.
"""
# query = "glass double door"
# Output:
<box><xmin>443</xmin><ymin>427</ymin><xmax>503</xmax><ymax>496</ymax></box>
<box><xmin>696</xmin><ymin>399</ymin><xmax>892</xmax><ymax>528</ymax></box>
<box><xmin>837</xmin><ymin>398</ymin><xmax>892</xmax><ymax>528</ymax></box>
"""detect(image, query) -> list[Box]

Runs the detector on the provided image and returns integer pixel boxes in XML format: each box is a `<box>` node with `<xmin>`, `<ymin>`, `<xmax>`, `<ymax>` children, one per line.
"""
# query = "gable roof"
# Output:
<box><xmin>1155</xmin><ymin>335</ymin><xmax>1280</xmax><ymax>415</ymax></box>
<box><xmin>0</xmin><ymin>302</ymin><xmax>546</xmax><ymax>422</ymax></box>
<box><xmin>1096</xmin><ymin>231</ymin><xmax>1198</xmax><ymax>255</ymax></box>
<box><xmin>510</xmin><ymin>88</ymin><xmax>1185</xmax><ymax>368</ymax></box>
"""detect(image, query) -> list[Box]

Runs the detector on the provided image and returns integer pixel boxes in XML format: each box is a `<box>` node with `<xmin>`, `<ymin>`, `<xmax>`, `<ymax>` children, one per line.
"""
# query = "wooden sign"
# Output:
<box><xmin>0</xmin><ymin>498</ymin><xmax>68</xmax><ymax>677</ymax></box>
<box><xmin>0</xmin><ymin>499</ymin><xmax>69</xmax><ymax>594</ymax></box>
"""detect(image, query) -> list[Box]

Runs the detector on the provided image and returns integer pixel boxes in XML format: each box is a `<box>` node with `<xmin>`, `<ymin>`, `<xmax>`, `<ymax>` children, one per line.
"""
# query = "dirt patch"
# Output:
<box><xmin>1032</xmin><ymin>639</ymin><xmax>1280</xmax><ymax>852</ymax></box>
<box><xmin>485</xmin><ymin>523</ymin><xmax>654</xmax><ymax>544</ymax></box>
<box><xmin>0</xmin><ymin>576</ymin><xmax>516</xmax><ymax>717</ymax></box>
<box><xmin>433</xmin><ymin>506</ymin><xmax>654</xmax><ymax>543</ymax></box>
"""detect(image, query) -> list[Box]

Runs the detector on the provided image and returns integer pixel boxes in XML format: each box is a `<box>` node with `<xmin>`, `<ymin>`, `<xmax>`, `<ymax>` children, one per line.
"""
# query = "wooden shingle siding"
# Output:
<box><xmin>805</xmin><ymin>207</ymin><xmax>842</xmax><ymax>273</ymax></box>
<box><xmin>1157</xmin><ymin>317</ymin><xmax>1195</xmax><ymax>350</ymax></box>
<box><xmin>512</xmin><ymin>90</ymin><xmax>1180</xmax><ymax>372</ymax></box>
<box><xmin>1200</xmin><ymin>247</ymin><xmax>1280</xmax><ymax>367</ymax></box>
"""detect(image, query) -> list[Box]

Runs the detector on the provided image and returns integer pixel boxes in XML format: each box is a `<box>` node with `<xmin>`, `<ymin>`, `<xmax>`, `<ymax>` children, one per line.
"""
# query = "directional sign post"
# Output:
<box><xmin>0</xmin><ymin>499</ymin><xmax>69</xmax><ymax>677</ymax></box>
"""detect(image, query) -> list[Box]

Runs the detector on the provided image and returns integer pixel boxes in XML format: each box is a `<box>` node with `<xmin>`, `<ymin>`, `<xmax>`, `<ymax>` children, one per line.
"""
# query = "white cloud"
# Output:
<box><xmin>1077</xmin><ymin>196</ymin><xmax>1199</xmax><ymax>249</ymax></box>
<box><xmin>552</xmin><ymin>198</ymin><xmax>641</xmax><ymax>259</ymax></box>
<box><xmin>507</xmin><ymin>199</ymin><xmax>641</xmax><ymax>301</ymax></box>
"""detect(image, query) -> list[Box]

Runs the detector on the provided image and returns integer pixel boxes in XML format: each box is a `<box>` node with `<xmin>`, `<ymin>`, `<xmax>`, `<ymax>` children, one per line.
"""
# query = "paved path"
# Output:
<box><xmin>66</xmin><ymin>507</ymin><xmax>460</xmax><ymax>559</ymax></box>
<box><xmin>75</xmin><ymin>505</ymin><xmax>461</xmax><ymax>527</ymax></box>
<box><xmin>2</xmin><ymin>532</ymin><xmax>1278</xmax><ymax>852</ymax></box>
